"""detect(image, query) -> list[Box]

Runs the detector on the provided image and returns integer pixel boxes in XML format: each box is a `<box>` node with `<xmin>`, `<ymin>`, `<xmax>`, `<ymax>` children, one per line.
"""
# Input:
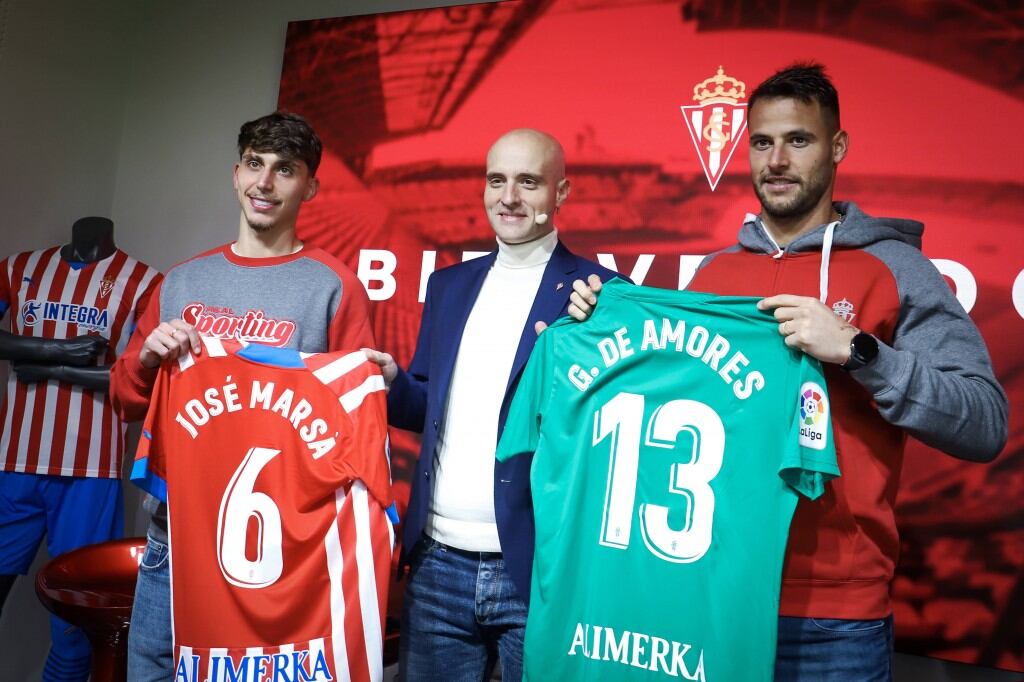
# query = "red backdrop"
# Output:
<box><xmin>278</xmin><ymin>0</ymin><xmax>1024</xmax><ymax>670</ymax></box>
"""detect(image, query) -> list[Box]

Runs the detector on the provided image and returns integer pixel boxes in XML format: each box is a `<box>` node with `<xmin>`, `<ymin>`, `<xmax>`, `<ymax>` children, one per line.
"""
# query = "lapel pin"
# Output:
<box><xmin>556</xmin><ymin>282</ymin><xmax>564</xmax><ymax>291</ymax></box>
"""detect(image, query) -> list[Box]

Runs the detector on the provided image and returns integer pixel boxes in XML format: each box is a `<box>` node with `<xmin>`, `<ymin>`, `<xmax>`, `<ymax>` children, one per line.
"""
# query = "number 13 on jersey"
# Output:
<box><xmin>594</xmin><ymin>392</ymin><xmax>724</xmax><ymax>563</ymax></box>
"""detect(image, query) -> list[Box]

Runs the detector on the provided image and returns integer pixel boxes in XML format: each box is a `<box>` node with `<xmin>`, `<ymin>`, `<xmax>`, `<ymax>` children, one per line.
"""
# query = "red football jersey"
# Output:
<box><xmin>134</xmin><ymin>337</ymin><xmax>394</xmax><ymax>682</ymax></box>
<box><xmin>0</xmin><ymin>247</ymin><xmax>161</xmax><ymax>477</ymax></box>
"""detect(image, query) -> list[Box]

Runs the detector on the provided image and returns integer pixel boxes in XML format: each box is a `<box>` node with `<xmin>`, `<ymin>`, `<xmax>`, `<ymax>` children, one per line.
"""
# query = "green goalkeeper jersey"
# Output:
<box><xmin>497</xmin><ymin>279</ymin><xmax>839</xmax><ymax>681</ymax></box>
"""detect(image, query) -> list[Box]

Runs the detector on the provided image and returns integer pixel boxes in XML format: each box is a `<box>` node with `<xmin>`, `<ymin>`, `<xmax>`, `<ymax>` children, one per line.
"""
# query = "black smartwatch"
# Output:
<box><xmin>842</xmin><ymin>332</ymin><xmax>878</xmax><ymax>371</ymax></box>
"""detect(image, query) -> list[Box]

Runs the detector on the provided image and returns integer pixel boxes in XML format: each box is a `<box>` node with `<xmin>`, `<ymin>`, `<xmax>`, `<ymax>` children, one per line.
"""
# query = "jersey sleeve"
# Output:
<box><xmin>130</xmin><ymin>360</ymin><xmax>173</xmax><ymax>502</ymax></box>
<box><xmin>338</xmin><ymin>363</ymin><xmax>393</xmax><ymax>510</ymax></box>
<box><xmin>131</xmin><ymin>270</ymin><xmax>163</xmax><ymax>331</ymax></box>
<box><xmin>496</xmin><ymin>327</ymin><xmax>555</xmax><ymax>462</ymax></box>
<box><xmin>777</xmin><ymin>355</ymin><xmax>840</xmax><ymax>499</ymax></box>
<box><xmin>110</xmin><ymin>279</ymin><xmax>163</xmax><ymax>421</ymax></box>
<box><xmin>306</xmin><ymin>350</ymin><xmax>393</xmax><ymax>511</ymax></box>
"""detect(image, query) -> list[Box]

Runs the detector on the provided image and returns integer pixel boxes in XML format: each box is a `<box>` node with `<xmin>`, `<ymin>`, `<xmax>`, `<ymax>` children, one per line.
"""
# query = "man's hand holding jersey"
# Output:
<box><xmin>139</xmin><ymin>320</ymin><xmax>203</xmax><ymax>369</ymax></box>
<box><xmin>757</xmin><ymin>295</ymin><xmax>858</xmax><ymax>365</ymax></box>
<box><xmin>534</xmin><ymin>274</ymin><xmax>605</xmax><ymax>334</ymax></box>
<box><xmin>363</xmin><ymin>348</ymin><xmax>398</xmax><ymax>390</ymax></box>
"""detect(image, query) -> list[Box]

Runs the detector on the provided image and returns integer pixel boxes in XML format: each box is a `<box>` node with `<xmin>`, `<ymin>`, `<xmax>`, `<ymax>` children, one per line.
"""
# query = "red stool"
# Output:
<box><xmin>35</xmin><ymin>538</ymin><xmax>146</xmax><ymax>682</ymax></box>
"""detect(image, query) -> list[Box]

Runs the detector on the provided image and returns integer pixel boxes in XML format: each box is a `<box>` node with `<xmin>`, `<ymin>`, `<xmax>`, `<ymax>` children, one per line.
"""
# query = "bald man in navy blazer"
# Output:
<box><xmin>366</xmin><ymin>129</ymin><xmax>623</xmax><ymax>681</ymax></box>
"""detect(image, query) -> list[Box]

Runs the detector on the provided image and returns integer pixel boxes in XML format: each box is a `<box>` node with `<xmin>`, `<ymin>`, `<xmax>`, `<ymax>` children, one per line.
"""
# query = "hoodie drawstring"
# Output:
<box><xmin>819</xmin><ymin>220</ymin><xmax>839</xmax><ymax>303</ymax></box>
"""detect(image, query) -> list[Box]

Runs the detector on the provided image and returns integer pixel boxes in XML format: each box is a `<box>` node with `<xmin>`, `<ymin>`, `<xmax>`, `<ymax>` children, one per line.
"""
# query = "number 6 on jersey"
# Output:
<box><xmin>217</xmin><ymin>446</ymin><xmax>284</xmax><ymax>588</ymax></box>
<box><xmin>594</xmin><ymin>392</ymin><xmax>724</xmax><ymax>563</ymax></box>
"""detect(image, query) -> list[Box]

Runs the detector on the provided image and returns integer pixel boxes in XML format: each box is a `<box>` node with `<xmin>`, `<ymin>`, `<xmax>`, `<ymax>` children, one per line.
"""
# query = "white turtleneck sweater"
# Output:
<box><xmin>425</xmin><ymin>229</ymin><xmax>558</xmax><ymax>552</ymax></box>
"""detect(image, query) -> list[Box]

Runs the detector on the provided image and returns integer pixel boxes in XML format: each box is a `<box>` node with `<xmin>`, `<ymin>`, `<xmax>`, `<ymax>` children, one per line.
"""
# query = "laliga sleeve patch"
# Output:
<box><xmin>798</xmin><ymin>382</ymin><xmax>829</xmax><ymax>450</ymax></box>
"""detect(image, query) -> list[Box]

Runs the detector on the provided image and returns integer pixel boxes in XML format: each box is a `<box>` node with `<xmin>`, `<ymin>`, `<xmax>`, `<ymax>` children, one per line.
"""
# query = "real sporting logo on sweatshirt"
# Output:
<box><xmin>181</xmin><ymin>303</ymin><xmax>296</xmax><ymax>347</ymax></box>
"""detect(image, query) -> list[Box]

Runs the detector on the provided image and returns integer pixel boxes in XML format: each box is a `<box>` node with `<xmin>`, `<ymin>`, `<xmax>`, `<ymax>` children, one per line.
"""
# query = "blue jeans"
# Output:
<box><xmin>775</xmin><ymin>615</ymin><xmax>894</xmax><ymax>681</ymax></box>
<box><xmin>400</xmin><ymin>537</ymin><xmax>527</xmax><ymax>681</ymax></box>
<box><xmin>126</xmin><ymin>534</ymin><xmax>173</xmax><ymax>682</ymax></box>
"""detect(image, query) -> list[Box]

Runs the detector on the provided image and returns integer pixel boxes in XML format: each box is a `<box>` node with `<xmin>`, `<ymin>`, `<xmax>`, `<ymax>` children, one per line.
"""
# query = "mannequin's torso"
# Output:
<box><xmin>0</xmin><ymin>217</ymin><xmax>119</xmax><ymax>390</ymax></box>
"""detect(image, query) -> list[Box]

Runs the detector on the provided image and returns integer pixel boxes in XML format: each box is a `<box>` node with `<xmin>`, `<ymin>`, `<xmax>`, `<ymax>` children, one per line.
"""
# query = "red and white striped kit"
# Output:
<box><xmin>135</xmin><ymin>338</ymin><xmax>394</xmax><ymax>682</ymax></box>
<box><xmin>0</xmin><ymin>247</ymin><xmax>161</xmax><ymax>478</ymax></box>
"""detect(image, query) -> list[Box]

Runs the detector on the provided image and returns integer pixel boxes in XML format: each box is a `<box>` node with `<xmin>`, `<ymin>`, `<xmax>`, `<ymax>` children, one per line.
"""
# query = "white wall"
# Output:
<box><xmin>0</xmin><ymin>0</ymin><xmax>135</xmax><ymax>252</ymax></box>
<box><xmin>0</xmin><ymin>0</ymin><xmax>1017</xmax><ymax>680</ymax></box>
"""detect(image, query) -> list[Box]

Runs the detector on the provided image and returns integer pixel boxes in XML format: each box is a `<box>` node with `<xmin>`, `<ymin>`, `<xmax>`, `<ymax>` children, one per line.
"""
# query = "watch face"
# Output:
<box><xmin>852</xmin><ymin>332</ymin><xmax>879</xmax><ymax>364</ymax></box>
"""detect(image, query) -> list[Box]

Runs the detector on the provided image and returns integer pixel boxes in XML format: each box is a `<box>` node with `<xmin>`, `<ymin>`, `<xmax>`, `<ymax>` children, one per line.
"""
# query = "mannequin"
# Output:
<box><xmin>0</xmin><ymin>217</ymin><xmax>116</xmax><ymax>392</ymax></box>
<box><xmin>0</xmin><ymin>218</ymin><xmax>159</xmax><ymax>679</ymax></box>
<box><xmin>0</xmin><ymin>217</ymin><xmax>159</xmax><ymax>681</ymax></box>
<box><xmin>0</xmin><ymin>217</ymin><xmax>119</xmax><ymax>611</ymax></box>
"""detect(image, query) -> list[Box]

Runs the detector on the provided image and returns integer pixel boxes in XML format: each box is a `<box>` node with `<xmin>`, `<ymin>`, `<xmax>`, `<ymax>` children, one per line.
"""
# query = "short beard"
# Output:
<box><xmin>246</xmin><ymin>218</ymin><xmax>274</xmax><ymax>233</ymax></box>
<box><xmin>754</xmin><ymin>173</ymin><xmax>830</xmax><ymax>221</ymax></box>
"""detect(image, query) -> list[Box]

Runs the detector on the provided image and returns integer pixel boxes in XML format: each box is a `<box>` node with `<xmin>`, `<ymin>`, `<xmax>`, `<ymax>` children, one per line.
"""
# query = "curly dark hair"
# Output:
<box><xmin>237</xmin><ymin>111</ymin><xmax>323</xmax><ymax>175</ymax></box>
<box><xmin>749</xmin><ymin>63</ymin><xmax>840</xmax><ymax>132</ymax></box>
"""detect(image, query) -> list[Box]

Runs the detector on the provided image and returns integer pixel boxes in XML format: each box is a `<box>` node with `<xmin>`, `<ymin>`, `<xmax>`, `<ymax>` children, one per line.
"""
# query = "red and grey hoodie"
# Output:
<box><xmin>690</xmin><ymin>201</ymin><xmax>1008</xmax><ymax>619</ymax></box>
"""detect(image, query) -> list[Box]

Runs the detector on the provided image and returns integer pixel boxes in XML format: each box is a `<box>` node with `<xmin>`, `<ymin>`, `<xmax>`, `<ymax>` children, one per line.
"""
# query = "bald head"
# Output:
<box><xmin>484</xmin><ymin>128</ymin><xmax>571</xmax><ymax>244</ymax></box>
<box><xmin>487</xmin><ymin>128</ymin><xmax>566</xmax><ymax>180</ymax></box>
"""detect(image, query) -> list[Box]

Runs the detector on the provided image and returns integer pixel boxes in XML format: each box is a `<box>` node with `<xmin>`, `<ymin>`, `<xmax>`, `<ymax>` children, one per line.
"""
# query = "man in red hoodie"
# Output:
<box><xmin>569</xmin><ymin>63</ymin><xmax>1008</xmax><ymax>679</ymax></box>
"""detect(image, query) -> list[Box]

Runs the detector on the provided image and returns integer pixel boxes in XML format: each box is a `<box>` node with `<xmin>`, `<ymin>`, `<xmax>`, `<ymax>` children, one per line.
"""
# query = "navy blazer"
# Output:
<box><xmin>387</xmin><ymin>240</ymin><xmax>622</xmax><ymax>602</ymax></box>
